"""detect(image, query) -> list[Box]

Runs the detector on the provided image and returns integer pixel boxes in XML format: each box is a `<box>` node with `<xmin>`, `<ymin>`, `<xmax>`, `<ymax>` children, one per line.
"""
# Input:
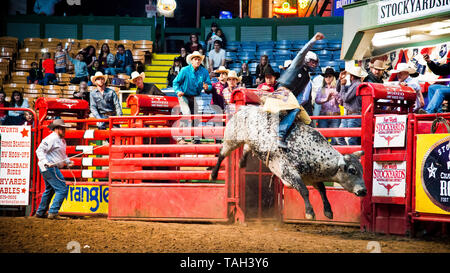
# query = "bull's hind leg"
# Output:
<box><xmin>239</xmin><ymin>144</ymin><xmax>251</xmax><ymax>168</ymax></box>
<box><xmin>281</xmin><ymin>168</ymin><xmax>315</xmax><ymax>220</ymax></box>
<box><xmin>209</xmin><ymin>140</ymin><xmax>244</xmax><ymax>181</ymax></box>
<box><xmin>314</xmin><ymin>182</ymin><xmax>333</xmax><ymax>219</ymax></box>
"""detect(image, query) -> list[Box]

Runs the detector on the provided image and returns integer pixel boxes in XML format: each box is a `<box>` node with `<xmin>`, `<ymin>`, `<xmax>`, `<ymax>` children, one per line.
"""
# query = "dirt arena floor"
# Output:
<box><xmin>0</xmin><ymin>216</ymin><xmax>449</xmax><ymax>253</ymax></box>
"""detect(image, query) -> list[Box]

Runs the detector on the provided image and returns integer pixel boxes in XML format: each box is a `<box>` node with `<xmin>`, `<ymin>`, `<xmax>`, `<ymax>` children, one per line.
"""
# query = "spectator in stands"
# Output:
<box><xmin>208</xmin><ymin>40</ymin><xmax>226</xmax><ymax>73</ymax></box>
<box><xmin>27</xmin><ymin>61</ymin><xmax>43</xmax><ymax>84</ymax></box>
<box><xmin>98</xmin><ymin>43</ymin><xmax>115</xmax><ymax>71</ymax></box>
<box><xmin>0</xmin><ymin>91</ymin><xmax>9</xmax><ymax>125</ymax></box>
<box><xmin>198</xmin><ymin>48</ymin><xmax>208</xmax><ymax>70</ymax></box>
<box><xmin>109</xmin><ymin>44</ymin><xmax>133</xmax><ymax>76</ymax></box>
<box><xmin>23</xmin><ymin>111</ymin><xmax>34</xmax><ymax>127</ymax></box>
<box><xmin>130</xmin><ymin>71</ymin><xmax>165</xmax><ymax>96</ymax></box>
<box><xmin>208</xmin><ymin>66</ymin><xmax>228</xmax><ymax>110</ymax></box>
<box><xmin>173</xmin><ymin>51</ymin><xmax>212</xmax><ymax>144</ymax></box>
<box><xmin>315</xmin><ymin>67</ymin><xmax>341</xmax><ymax>145</ymax></box>
<box><xmin>73</xmin><ymin>81</ymin><xmax>90</xmax><ymax>104</ymax></box>
<box><xmin>83</xmin><ymin>45</ymin><xmax>97</xmax><ymax>69</ymax></box>
<box><xmin>337</xmin><ymin>66</ymin><xmax>366</xmax><ymax>145</ymax></box>
<box><xmin>88</xmin><ymin>60</ymin><xmax>104</xmax><ymax>79</ymax></box>
<box><xmin>89</xmin><ymin>72</ymin><xmax>122</xmax><ymax>130</ymax></box>
<box><xmin>255</xmin><ymin>55</ymin><xmax>272</xmax><ymax>85</ymax></box>
<box><xmin>179</xmin><ymin>47</ymin><xmax>188</xmax><ymax>67</ymax></box>
<box><xmin>206</xmin><ymin>23</ymin><xmax>227</xmax><ymax>51</ymax></box>
<box><xmin>54</xmin><ymin>43</ymin><xmax>67</xmax><ymax>73</ymax></box>
<box><xmin>33</xmin><ymin>0</ymin><xmax>60</xmax><ymax>16</ymax></box>
<box><xmin>238</xmin><ymin>62</ymin><xmax>253</xmax><ymax>88</ymax></box>
<box><xmin>363</xmin><ymin>59</ymin><xmax>386</xmax><ymax>84</ymax></box>
<box><xmin>390</xmin><ymin>63</ymin><xmax>424</xmax><ymax>113</ymax></box>
<box><xmin>257</xmin><ymin>67</ymin><xmax>279</xmax><ymax>92</ymax></box>
<box><xmin>167</xmin><ymin>57</ymin><xmax>184</xmax><ymax>88</ymax></box>
<box><xmin>68</xmin><ymin>52</ymin><xmax>89</xmax><ymax>84</ymax></box>
<box><xmin>41</xmin><ymin>52</ymin><xmax>57</xmax><ymax>85</ymax></box>
<box><xmin>184</xmin><ymin>33</ymin><xmax>203</xmax><ymax>54</ymax></box>
<box><xmin>422</xmin><ymin>53</ymin><xmax>450</xmax><ymax>114</ymax></box>
<box><xmin>4</xmin><ymin>91</ymin><xmax>29</xmax><ymax>125</ymax></box>
<box><xmin>222</xmin><ymin>70</ymin><xmax>241</xmax><ymax>113</ymax></box>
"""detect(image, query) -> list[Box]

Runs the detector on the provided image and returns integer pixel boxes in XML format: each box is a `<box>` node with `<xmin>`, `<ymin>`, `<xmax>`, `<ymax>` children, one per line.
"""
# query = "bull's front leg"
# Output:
<box><xmin>282</xmin><ymin>169</ymin><xmax>315</xmax><ymax>220</ymax></box>
<box><xmin>313</xmin><ymin>182</ymin><xmax>333</xmax><ymax>219</ymax></box>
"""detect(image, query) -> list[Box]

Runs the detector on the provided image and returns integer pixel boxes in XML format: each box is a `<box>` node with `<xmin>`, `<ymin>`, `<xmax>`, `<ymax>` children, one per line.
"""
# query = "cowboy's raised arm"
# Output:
<box><xmin>289</xmin><ymin>32</ymin><xmax>324</xmax><ymax>69</ymax></box>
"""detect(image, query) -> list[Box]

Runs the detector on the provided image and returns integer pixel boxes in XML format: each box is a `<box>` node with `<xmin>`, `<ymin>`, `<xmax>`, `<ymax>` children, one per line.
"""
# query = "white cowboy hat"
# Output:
<box><xmin>90</xmin><ymin>71</ymin><xmax>108</xmax><ymax>83</ymax></box>
<box><xmin>129</xmin><ymin>71</ymin><xmax>145</xmax><ymax>84</ymax></box>
<box><xmin>226</xmin><ymin>70</ymin><xmax>241</xmax><ymax>82</ymax></box>
<box><xmin>186</xmin><ymin>51</ymin><xmax>205</xmax><ymax>64</ymax></box>
<box><xmin>214</xmin><ymin>66</ymin><xmax>229</xmax><ymax>74</ymax></box>
<box><xmin>346</xmin><ymin>66</ymin><xmax>368</xmax><ymax>78</ymax></box>
<box><xmin>371</xmin><ymin>60</ymin><xmax>388</xmax><ymax>70</ymax></box>
<box><xmin>390</xmin><ymin>62</ymin><xmax>416</xmax><ymax>74</ymax></box>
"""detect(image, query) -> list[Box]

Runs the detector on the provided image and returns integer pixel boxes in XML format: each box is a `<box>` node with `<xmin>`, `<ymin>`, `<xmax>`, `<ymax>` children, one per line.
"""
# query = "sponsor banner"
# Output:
<box><xmin>333</xmin><ymin>0</ymin><xmax>356</xmax><ymax>16</ymax></box>
<box><xmin>373</xmin><ymin>161</ymin><xmax>407</xmax><ymax>197</ymax></box>
<box><xmin>0</xmin><ymin>126</ymin><xmax>31</xmax><ymax>206</ymax></box>
<box><xmin>378</xmin><ymin>0</ymin><xmax>450</xmax><ymax>25</ymax></box>
<box><xmin>416</xmin><ymin>134</ymin><xmax>450</xmax><ymax>214</ymax></box>
<box><xmin>51</xmin><ymin>185</ymin><xmax>109</xmax><ymax>214</ymax></box>
<box><xmin>374</xmin><ymin>115</ymin><xmax>407</xmax><ymax>148</ymax></box>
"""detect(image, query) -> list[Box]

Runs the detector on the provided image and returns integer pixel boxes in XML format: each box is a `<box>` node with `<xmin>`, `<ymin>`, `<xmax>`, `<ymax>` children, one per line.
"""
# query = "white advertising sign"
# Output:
<box><xmin>378</xmin><ymin>0</ymin><xmax>450</xmax><ymax>25</ymax></box>
<box><xmin>373</xmin><ymin>161</ymin><xmax>407</xmax><ymax>197</ymax></box>
<box><xmin>0</xmin><ymin>126</ymin><xmax>32</xmax><ymax>205</ymax></box>
<box><xmin>374</xmin><ymin>115</ymin><xmax>407</xmax><ymax>148</ymax></box>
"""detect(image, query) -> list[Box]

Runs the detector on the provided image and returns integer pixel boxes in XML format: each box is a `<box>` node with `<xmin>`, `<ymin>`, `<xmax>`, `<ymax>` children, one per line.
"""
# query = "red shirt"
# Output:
<box><xmin>42</xmin><ymin>59</ymin><xmax>55</xmax><ymax>74</ymax></box>
<box><xmin>257</xmin><ymin>82</ymin><xmax>277</xmax><ymax>93</ymax></box>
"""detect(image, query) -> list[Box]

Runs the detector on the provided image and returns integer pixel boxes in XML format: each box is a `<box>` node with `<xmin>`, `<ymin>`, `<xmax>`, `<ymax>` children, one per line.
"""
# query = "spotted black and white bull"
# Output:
<box><xmin>210</xmin><ymin>105</ymin><xmax>367</xmax><ymax>220</ymax></box>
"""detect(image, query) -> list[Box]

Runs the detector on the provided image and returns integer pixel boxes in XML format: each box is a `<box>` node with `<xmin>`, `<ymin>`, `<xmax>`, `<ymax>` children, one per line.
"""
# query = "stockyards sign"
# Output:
<box><xmin>0</xmin><ymin>126</ymin><xmax>32</xmax><ymax>206</ymax></box>
<box><xmin>373</xmin><ymin>161</ymin><xmax>407</xmax><ymax>197</ymax></box>
<box><xmin>378</xmin><ymin>0</ymin><xmax>450</xmax><ymax>25</ymax></box>
<box><xmin>374</xmin><ymin>115</ymin><xmax>407</xmax><ymax>148</ymax></box>
<box><xmin>416</xmin><ymin>134</ymin><xmax>450</xmax><ymax>215</ymax></box>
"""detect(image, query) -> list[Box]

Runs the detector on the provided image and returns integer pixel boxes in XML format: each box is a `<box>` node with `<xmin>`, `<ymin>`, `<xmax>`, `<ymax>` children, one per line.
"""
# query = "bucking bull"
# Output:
<box><xmin>210</xmin><ymin>105</ymin><xmax>367</xmax><ymax>220</ymax></box>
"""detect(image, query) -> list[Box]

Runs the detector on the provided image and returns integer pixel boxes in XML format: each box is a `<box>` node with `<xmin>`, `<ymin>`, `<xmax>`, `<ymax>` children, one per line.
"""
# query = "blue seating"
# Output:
<box><xmin>225</xmin><ymin>51</ymin><xmax>237</xmax><ymax>62</ymax></box>
<box><xmin>225</xmin><ymin>41</ymin><xmax>241</xmax><ymax>52</ymax></box>
<box><xmin>275</xmin><ymin>40</ymin><xmax>292</xmax><ymax>50</ymax></box>
<box><xmin>291</xmin><ymin>40</ymin><xmax>308</xmax><ymax>49</ymax></box>
<box><xmin>249</xmin><ymin>62</ymin><xmax>258</xmax><ymax>74</ymax></box>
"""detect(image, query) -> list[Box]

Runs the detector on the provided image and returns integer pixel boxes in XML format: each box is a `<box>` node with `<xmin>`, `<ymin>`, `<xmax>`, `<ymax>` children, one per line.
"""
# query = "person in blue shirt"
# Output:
<box><xmin>107</xmin><ymin>44</ymin><xmax>134</xmax><ymax>76</ymax></box>
<box><xmin>173</xmin><ymin>51</ymin><xmax>212</xmax><ymax>144</ymax></box>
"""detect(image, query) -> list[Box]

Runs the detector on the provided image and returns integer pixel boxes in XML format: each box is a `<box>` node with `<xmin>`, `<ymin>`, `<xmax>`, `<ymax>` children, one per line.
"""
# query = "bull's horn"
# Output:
<box><xmin>352</xmin><ymin>150</ymin><xmax>364</xmax><ymax>158</ymax></box>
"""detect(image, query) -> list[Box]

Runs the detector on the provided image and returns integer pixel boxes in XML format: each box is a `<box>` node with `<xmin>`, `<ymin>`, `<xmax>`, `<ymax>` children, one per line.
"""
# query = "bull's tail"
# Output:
<box><xmin>209</xmin><ymin>139</ymin><xmax>245</xmax><ymax>181</ymax></box>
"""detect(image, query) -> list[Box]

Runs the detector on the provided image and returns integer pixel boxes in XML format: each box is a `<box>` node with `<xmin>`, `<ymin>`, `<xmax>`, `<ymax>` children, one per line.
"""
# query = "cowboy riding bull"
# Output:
<box><xmin>209</xmin><ymin>33</ymin><xmax>367</xmax><ymax>220</ymax></box>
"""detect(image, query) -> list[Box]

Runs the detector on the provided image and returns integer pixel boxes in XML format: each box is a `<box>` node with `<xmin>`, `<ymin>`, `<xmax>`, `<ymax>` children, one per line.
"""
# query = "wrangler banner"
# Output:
<box><xmin>416</xmin><ymin>134</ymin><xmax>450</xmax><ymax>215</ymax></box>
<box><xmin>50</xmin><ymin>185</ymin><xmax>109</xmax><ymax>214</ymax></box>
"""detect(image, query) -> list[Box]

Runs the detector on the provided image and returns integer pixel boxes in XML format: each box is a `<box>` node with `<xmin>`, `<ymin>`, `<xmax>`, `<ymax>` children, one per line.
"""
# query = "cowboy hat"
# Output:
<box><xmin>90</xmin><ymin>71</ymin><xmax>108</xmax><ymax>83</ymax></box>
<box><xmin>214</xmin><ymin>66</ymin><xmax>229</xmax><ymax>74</ymax></box>
<box><xmin>48</xmin><ymin>119</ymin><xmax>71</xmax><ymax>130</ymax></box>
<box><xmin>186</xmin><ymin>51</ymin><xmax>205</xmax><ymax>64</ymax></box>
<box><xmin>346</xmin><ymin>66</ymin><xmax>368</xmax><ymax>78</ymax></box>
<box><xmin>128</xmin><ymin>71</ymin><xmax>145</xmax><ymax>84</ymax></box>
<box><xmin>321</xmin><ymin>66</ymin><xmax>339</xmax><ymax>78</ymax></box>
<box><xmin>371</xmin><ymin>60</ymin><xmax>388</xmax><ymax>70</ymax></box>
<box><xmin>264</xmin><ymin>66</ymin><xmax>280</xmax><ymax>79</ymax></box>
<box><xmin>390</xmin><ymin>62</ymin><xmax>416</xmax><ymax>74</ymax></box>
<box><xmin>226</xmin><ymin>70</ymin><xmax>241</xmax><ymax>82</ymax></box>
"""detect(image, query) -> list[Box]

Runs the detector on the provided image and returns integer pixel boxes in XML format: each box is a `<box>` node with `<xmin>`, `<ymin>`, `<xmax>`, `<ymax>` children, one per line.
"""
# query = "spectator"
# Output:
<box><xmin>23</xmin><ymin>111</ymin><xmax>34</xmax><ymax>127</ymax></box>
<box><xmin>68</xmin><ymin>52</ymin><xmax>89</xmax><ymax>84</ymax></box>
<box><xmin>33</xmin><ymin>0</ymin><xmax>60</xmax><ymax>16</ymax></box>
<box><xmin>83</xmin><ymin>45</ymin><xmax>97</xmax><ymax>68</ymax></box>
<box><xmin>89</xmin><ymin>72</ymin><xmax>122</xmax><ymax>130</ymax></box>
<box><xmin>222</xmin><ymin>70</ymin><xmax>241</xmax><ymax>114</ymax></box>
<box><xmin>238</xmin><ymin>62</ymin><xmax>253</xmax><ymax>88</ymax></box>
<box><xmin>422</xmin><ymin>53</ymin><xmax>450</xmax><ymax>114</ymax></box>
<box><xmin>255</xmin><ymin>55</ymin><xmax>272</xmax><ymax>85</ymax></box>
<box><xmin>206</xmin><ymin>23</ymin><xmax>227</xmax><ymax>50</ymax></box>
<box><xmin>179</xmin><ymin>47</ymin><xmax>188</xmax><ymax>67</ymax></box>
<box><xmin>167</xmin><ymin>57</ymin><xmax>183</xmax><ymax>87</ymax></box>
<box><xmin>88</xmin><ymin>60</ymin><xmax>104</xmax><ymax>78</ymax></box>
<box><xmin>363</xmin><ymin>59</ymin><xmax>386</xmax><ymax>83</ymax></box>
<box><xmin>54</xmin><ymin>43</ymin><xmax>67</xmax><ymax>73</ymax></box>
<box><xmin>130</xmin><ymin>71</ymin><xmax>165</xmax><ymax>96</ymax></box>
<box><xmin>208</xmin><ymin>40</ymin><xmax>226</xmax><ymax>73</ymax></box>
<box><xmin>98</xmin><ymin>43</ymin><xmax>115</xmax><ymax>71</ymax></box>
<box><xmin>108</xmin><ymin>44</ymin><xmax>133</xmax><ymax>76</ymax></box>
<box><xmin>41</xmin><ymin>52</ymin><xmax>57</xmax><ymax>85</ymax></box>
<box><xmin>198</xmin><ymin>48</ymin><xmax>209</xmax><ymax>70</ymax></box>
<box><xmin>315</xmin><ymin>67</ymin><xmax>341</xmax><ymax>145</ymax></box>
<box><xmin>257</xmin><ymin>67</ymin><xmax>279</xmax><ymax>92</ymax></box>
<box><xmin>391</xmin><ymin>63</ymin><xmax>424</xmax><ymax>112</ymax></box>
<box><xmin>184</xmin><ymin>33</ymin><xmax>203</xmax><ymax>54</ymax></box>
<box><xmin>4</xmin><ymin>91</ymin><xmax>29</xmax><ymax>125</ymax></box>
<box><xmin>208</xmin><ymin>66</ymin><xmax>228</xmax><ymax>110</ymax></box>
<box><xmin>0</xmin><ymin>91</ymin><xmax>9</xmax><ymax>124</ymax></box>
<box><xmin>173</xmin><ymin>51</ymin><xmax>212</xmax><ymax>144</ymax></box>
<box><xmin>73</xmin><ymin>81</ymin><xmax>90</xmax><ymax>104</ymax></box>
<box><xmin>337</xmin><ymin>66</ymin><xmax>367</xmax><ymax>145</ymax></box>
<box><xmin>27</xmin><ymin>61</ymin><xmax>43</xmax><ymax>84</ymax></box>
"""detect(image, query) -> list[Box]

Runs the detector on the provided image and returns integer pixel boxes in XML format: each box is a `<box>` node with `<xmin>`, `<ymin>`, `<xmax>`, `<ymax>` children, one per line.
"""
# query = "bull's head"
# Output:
<box><xmin>333</xmin><ymin>151</ymin><xmax>367</xmax><ymax>197</ymax></box>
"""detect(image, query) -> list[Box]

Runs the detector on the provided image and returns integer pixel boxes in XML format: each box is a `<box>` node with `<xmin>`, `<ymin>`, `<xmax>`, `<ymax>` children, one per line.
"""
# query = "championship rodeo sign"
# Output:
<box><xmin>416</xmin><ymin>134</ymin><xmax>450</xmax><ymax>215</ymax></box>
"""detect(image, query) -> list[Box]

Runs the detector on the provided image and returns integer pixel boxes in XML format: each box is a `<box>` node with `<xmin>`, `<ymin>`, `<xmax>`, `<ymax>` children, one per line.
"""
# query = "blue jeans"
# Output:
<box><xmin>41</xmin><ymin>73</ymin><xmax>57</xmax><ymax>85</ymax></box>
<box><xmin>279</xmin><ymin>108</ymin><xmax>300</xmax><ymax>140</ymax></box>
<box><xmin>425</xmin><ymin>84</ymin><xmax>450</xmax><ymax>113</ymax></box>
<box><xmin>339</xmin><ymin>113</ymin><xmax>361</xmax><ymax>145</ymax></box>
<box><xmin>106</xmin><ymin>66</ymin><xmax>133</xmax><ymax>76</ymax></box>
<box><xmin>318</xmin><ymin>117</ymin><xmax>341</xmax><ymax>145</ymax></box>
<box><xmin>37</xmin><ymin>167</ymin><xmax>69</xmax><ymax>215</ymax></box>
